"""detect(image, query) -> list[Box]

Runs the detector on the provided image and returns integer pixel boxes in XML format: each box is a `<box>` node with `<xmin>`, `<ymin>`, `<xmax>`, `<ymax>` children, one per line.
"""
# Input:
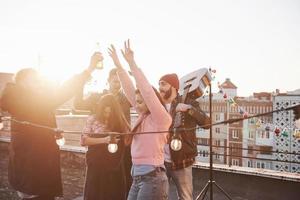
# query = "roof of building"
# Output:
<box><xmin>220</xmin><ymin>78</ymin><xmax>237</xmax><ymax>89</ymax></box>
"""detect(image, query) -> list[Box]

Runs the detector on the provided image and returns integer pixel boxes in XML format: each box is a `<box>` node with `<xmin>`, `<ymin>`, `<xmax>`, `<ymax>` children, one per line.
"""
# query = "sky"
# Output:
<box><xmin>0</xmin><ymin>0</ymin><xmax>299</xmax><ymax>96</ymax></box>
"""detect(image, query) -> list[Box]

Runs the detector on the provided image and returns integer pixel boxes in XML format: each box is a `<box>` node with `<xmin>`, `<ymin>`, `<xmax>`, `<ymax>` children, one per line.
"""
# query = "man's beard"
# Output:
<box><xmin>160</xmin><ymin>87</ymin><xmax>172</xmax><ymax>100</ymax></box>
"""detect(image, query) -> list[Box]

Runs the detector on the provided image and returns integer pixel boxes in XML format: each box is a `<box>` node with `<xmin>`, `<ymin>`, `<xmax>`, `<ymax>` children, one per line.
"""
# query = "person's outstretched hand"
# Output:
<box><xmin>108</xmin><ymin>44</ymin><xmax>122</xmax><ymax>69</ymax></box>
<box><xmin>121</xmin><ymin>39</ymin><xmax>135</xmax><ymax>65</ymax></box>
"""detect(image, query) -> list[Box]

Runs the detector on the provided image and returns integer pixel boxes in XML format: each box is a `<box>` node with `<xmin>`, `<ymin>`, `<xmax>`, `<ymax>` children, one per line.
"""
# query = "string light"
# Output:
<box><xmin>255</xmin><ymin>119</ymin><xmax>262</xmax><ymax>128</ymax></box>
<box><xmin>55</xmin><ymin>131</ymin><xmax>65</xmax><ymax>147</ymax></box>
<box><xmin>265</xmin><ymin>125</ymin><xmax>271</xmax><ymax>132</ymax></box>
<box><xmin>170</xmin><ymin>132</ymin><xmax>182</xmax><ymax>151</ymax></box>
<box><xmin>274</xmin><ymin>127</ymin><xmax>281</xmax><ymax>136</ymax></box>
<box><xmin>282</xmin><ymin>129</ymin><xmax>289</xmax><ymax>137</ymax></box>
<box><xmin>2</xmin><ymin>103</ymin><xmax>299</xmax><ymax>140</ymax></box>
<box><xmin>242</xmin><ymin>112</ymin><xmax>249</xmax><ymax>118</ymax></box>
<box><xmin>107</xmin><ymin>136</ymin><xmax>118</xmax><ymax>153</ymax></box>
<box><xmin>293</xmin><ymin>129</ymin><xmax>300</xmax><ymax>139</ymax></box>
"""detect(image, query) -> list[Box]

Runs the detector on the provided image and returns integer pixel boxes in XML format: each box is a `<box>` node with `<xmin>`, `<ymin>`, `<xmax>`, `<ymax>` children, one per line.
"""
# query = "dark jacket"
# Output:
<box><xmin>169</xmin><ymin>95</ymin><xmax>210</xmax><ymax>170</ymax></box>
<box><xmin>0</xmin><ymin>71</ymin><xmax>90</xmax><ymax>196</ymax></box>
<box><xmin>74</xmin><ymin>87</ymin><xmax>131</xmax><ymax>123</ymax></box>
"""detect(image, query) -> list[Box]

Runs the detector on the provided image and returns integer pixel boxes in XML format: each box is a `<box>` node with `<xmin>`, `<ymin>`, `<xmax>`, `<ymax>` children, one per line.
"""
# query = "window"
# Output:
<box><xmin>215</xmin><ymin>140</ymin><xmax>221</xmax><ymax>146</ymax></box>
<box><xmin>257</xmin><ymin>162</ymin><xmax>266</xmax><ymax>169</ymax></box>
<box><xmin>248</xmin><ymin>160</ymin><xmax>253</xmax><ymax>168</ymax></box>
<box><xmin>198</xmin><ymin>138</ymin><xmax>209</xmax><ymax>145</ymax></box>
<box><xmin>197</xmin><ymin>138</ymin><xmax>201</xmax><ymax>145</ymax></box>
<box><xmin>203</xmin><ymin>151</ymin><xmax>208</xmax><ymax>157</ymax></box>
<box><xmin>215</xmin><ymin>127</ymin><xmax>220</xmax><ymax>134</ymax></box>
<box><xmin>266</xmin><ymin>131</ymin><xmax>270</xmax><ymax>139</ymax></box>
<box><xmin>216</xmin><ymin>114</ymin><xmax>220</xmax><ymax>121</ymax></box>
<box><xmin>257</xmin><ymin>130</ymin><xmax>264</xmax><ymax>139</ymax></box>
<box><xmin>260</xmin><ymin>106</ymin><xmax>263</xmax><ymax>114</ymax></box>
<box><xmin>232</xmin><ymin>130</ymin><xmax>239</xmax><ymax>139</ymax></box>
<box><xmin>232</xmin><ymin>159</ymin><xmax>239</xmax><ymax>166</ymax></box>
<box><xmin>215</xmin><ymin>153</ymin><xmax>220</xmax><ymax>160</ymax></box>
<box><xmin>249</xmin><ymin>131</ymin><xmax>254</xmax><ymax>139</ymax></box>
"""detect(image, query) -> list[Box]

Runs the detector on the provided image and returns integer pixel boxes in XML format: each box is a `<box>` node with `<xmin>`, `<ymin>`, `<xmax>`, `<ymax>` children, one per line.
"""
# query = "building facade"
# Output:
<box><xmin>272</xmin><ymin>91</ymin><xmax>300</xmax><ymax>173</ymax></box>
<box><xmin>197</xmin><ymin>78</ymin><xmax>273</xmax><ymax>169</ymax></box>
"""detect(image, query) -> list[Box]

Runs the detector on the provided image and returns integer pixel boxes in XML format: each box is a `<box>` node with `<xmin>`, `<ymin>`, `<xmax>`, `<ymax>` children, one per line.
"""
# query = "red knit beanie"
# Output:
<box><xmin>159</xmin><ymin>73</ymin><xmax>179</xmax><ymax>90</ymax></box>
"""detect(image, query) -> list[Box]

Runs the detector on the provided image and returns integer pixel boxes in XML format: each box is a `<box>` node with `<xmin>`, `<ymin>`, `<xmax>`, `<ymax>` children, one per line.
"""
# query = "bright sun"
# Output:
<box><xmin>39</xmin><ymin>65</ymin><xmax>106</xmax><ymax>94</ymax></box>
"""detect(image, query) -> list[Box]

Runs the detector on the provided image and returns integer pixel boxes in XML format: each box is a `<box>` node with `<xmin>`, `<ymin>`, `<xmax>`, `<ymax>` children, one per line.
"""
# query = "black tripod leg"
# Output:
<box><xmin>196</xmin><ymin>181</ymin><xmax>210</xmax><ymax>200</ymax></box>
<box><xmin>213</xmin><ymin>181</ymin><xmax>233</xmax><ymax>200</ymax></box>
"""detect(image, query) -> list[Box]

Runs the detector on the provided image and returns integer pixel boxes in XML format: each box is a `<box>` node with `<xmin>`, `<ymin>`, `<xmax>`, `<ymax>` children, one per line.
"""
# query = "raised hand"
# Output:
<box><xmin>121</xmin><ymin>39</ymin><xmax>135</xmax><ymax>64</ymax></box>
<box><xmin>108</xmin><ymin>44</ymin><xmax>122</xmax><ymax>69</ymax></box>
<box><xmin>87</xmin><ymin>52</ymin><xmax>103</xmax><ymax>73</ymax></box>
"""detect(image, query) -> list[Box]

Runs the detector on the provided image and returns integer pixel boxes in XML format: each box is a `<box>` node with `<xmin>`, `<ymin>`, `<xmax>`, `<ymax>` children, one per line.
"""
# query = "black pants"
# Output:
<box><xmin>84</xmin><ymin>162</ymin><xmax>127</xmax><ymax>200</ymax></box>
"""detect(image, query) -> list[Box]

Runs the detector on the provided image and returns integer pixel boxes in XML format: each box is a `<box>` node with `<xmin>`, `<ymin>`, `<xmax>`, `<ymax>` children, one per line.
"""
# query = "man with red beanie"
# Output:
<box><xmin>159</xmin><ymin>73</ymin><xmax>210</xmax><ymax>200</ymax></box>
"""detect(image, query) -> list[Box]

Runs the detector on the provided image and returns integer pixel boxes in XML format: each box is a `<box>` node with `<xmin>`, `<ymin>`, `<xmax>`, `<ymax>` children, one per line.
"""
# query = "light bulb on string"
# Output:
<box><xmin>108</xmin><ymin>136</ymin><xmax>118</xmax><ymax>153</ymax></box>
<box><xmin>56</xmin><ymin>137</ymin><xmax>66</xmax><ymax>146</ymax></box>
<box><xmin>55</xmin><ymin>130</ymin><xmax>65</xmax><ymax>147</ymax></box>
<box><xmin>242</xmin><ymin>112</ymin><xmax>248</xmax><ymax>118</ymax></box>
<box><xmin>282</xmin><ymin>128</ymin><xmax>289</xmax><ymax>137</ymax></box>
<box><xmin>255</xmin><ymin>119</ymin><xmax>261</xmax><ymax>128</ymax></box>
<box><xmin>170</xmin><ymin>132</ymin><xmax>182</xmax><ymax>151</ymax></box>
<box><xmin>293</xmin><ymin>129</ymin><xmax>300</xmax><ymax>139</ymax></box>
<box><xmin>274</xmin><ymin>127</ymin><xmax>281</xmax><ymax>137</ymax></box>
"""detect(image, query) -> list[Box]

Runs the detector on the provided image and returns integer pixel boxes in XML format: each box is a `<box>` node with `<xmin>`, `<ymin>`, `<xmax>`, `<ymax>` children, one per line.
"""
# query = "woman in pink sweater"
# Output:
<box><xmin>109</xmin><ymin>40</ymin><xmax>172</xmax><ymax>200</ymax></box>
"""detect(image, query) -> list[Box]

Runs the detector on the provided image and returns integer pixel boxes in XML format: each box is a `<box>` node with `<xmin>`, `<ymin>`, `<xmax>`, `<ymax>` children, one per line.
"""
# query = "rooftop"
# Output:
<box><xmin>220</xmin><ymin>78</ymin><xmax>237</xmax><ymax>89</ymax></box>
<box><xmin>0</xmin><ymin>136</ymin><xmax>300</xmax><ymax>200</ymax></box>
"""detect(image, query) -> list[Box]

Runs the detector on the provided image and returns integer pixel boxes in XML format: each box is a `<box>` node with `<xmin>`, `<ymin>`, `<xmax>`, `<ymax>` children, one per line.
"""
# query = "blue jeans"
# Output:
<box><xmin>166</xmin><ymin>165</ymin><xmax>193</xmax><ymax>200</ymax></box>
<box><xmin>127</xmin><ymin>170</ymin><xmax>168</xmax><ymax>200</ymax></box>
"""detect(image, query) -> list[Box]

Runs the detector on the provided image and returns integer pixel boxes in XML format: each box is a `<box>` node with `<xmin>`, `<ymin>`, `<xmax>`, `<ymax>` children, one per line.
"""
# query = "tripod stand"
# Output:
<box><xmin>196</xmin><ymin>83</ymin><xmax>233</xmax><ymax>200</ymax></box>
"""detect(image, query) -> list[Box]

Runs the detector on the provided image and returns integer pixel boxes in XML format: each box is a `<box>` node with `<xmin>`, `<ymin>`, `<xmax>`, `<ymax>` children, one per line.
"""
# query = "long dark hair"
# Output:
<box><xmin>95</xmin><ymin>94</ymin><xmax>130</xmax><ymax>133</ymax></box>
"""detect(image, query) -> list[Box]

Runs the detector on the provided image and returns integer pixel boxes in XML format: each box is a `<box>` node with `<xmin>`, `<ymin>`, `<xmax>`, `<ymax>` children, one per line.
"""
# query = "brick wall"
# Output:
<box><xmin>1</xmin><ymin>140</ymin><xmax>300</xmax><ymax>200</ymax></box>
<box><xmin>0</xmin><ymin>142</ymin><xmax>86</xmax><ymax>200</ymax></box>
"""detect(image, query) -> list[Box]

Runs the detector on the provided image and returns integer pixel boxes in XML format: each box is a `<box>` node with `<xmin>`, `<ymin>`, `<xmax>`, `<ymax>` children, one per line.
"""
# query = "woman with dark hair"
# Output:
<box><xmin>109</xmin><ymin>40</ymin><xmax>172</xmax><ymax>200</ymax></box>
<box><xmin>81</xmin><ymin>94</ymin><xmax>130</xmax><ymax>200</ymax></box>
